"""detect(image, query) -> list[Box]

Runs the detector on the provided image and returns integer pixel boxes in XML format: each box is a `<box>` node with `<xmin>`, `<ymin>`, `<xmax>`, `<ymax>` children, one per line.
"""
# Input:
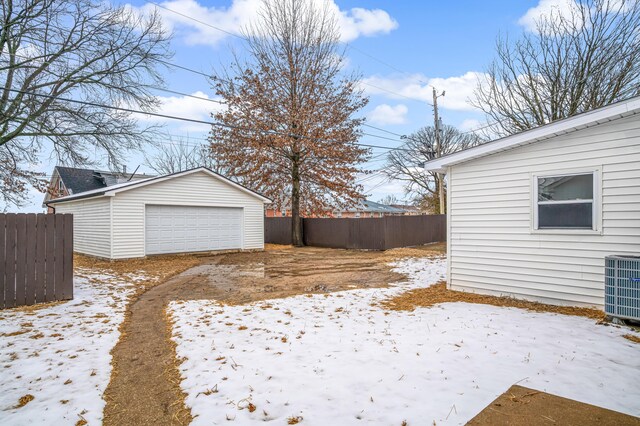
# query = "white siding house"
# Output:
<box><xmin>425</xmin><ymin>97</ymin><xmax>640</xmax><ymax>308</ymax></box>
<box><xmin>48</xmin><ymin>168</ymin><xmax>271</xmax><ymax>259</ymax></box>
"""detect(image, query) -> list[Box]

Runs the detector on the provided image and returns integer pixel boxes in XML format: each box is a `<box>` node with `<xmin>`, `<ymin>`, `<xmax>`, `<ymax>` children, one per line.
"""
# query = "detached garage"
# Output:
<box><xmin>46</xmin><ymin>167</ymin><xmax>271</xmax><ymax>259</ymax></box>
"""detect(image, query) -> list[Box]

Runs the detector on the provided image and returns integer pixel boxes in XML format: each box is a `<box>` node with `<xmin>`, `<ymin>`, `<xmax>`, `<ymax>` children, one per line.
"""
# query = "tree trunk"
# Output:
<box><xmin>291</xmin><ymin>158</ymin><xmax>303</xmax><ymax>246</ymax></box>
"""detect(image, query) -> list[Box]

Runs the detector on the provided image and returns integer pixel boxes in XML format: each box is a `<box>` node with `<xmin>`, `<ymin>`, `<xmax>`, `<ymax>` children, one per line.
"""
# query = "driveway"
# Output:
<box><xmin>102</xmin><ymin>244</ymin><xmax>444</xmax><ymax>425</ymax></box>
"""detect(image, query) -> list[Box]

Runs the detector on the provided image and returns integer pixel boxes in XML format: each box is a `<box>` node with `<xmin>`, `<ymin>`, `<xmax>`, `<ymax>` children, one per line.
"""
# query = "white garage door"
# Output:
<box><xmin>145</xmin><ymin>205</ymin><xmax>243</xmax><ymax>255</ymax></box>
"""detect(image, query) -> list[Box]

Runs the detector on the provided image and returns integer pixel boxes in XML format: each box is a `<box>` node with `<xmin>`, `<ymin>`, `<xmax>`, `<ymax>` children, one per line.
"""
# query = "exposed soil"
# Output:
<box><xmin>468</xmin><ymin>385</ymin><xmax>640</xmax><ymax>425</ymax></box>
<box><xmin>381</xmin><ymin>280</ymin><xmax>606</xmax><ymax>320</ymax></box>
<box><xmin>100</xmin><ymin>244</ymin><xmax>444</xmax><ymax>425</ymax></box>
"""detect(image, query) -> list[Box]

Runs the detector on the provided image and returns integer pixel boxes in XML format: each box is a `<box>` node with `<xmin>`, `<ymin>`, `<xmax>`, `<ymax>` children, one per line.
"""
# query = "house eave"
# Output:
<box><xmin>424</xmin><ymin>96</ymin><xmax>640</xmax><ymax>173</ymax></box>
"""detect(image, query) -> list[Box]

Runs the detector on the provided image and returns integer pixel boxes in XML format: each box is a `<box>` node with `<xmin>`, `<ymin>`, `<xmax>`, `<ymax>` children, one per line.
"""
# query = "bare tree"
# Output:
<box><xmin>377</xmin><ymin>194</ymin><xmax>400</xmax><ymax>206</ymax></box>
<box><xmin>0</xmin><ymin>0</ymin><xmax>171</xmax><ymax>207</ymax></box>
<box><xmin>145</xmin><ymin>136</ymin><xmax>221</xmax><ymax>175</ymax></box>
<box><xmin>474</xmin><ymin>0</ymin><xmax>640</xmax><ymax>136</ymax></box>
<box><xmin>385</xmin><ymin>125</ymin><xmax>480</xmax><ymax>213</ymax></box>
<box><xmin>210</xmin><ymin>0</ymin><xmax>369</xmax><ymax>246</ymax></box>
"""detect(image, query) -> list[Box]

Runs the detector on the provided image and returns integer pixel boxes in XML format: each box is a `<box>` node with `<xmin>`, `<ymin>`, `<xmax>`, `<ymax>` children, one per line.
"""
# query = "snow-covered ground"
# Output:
<box><xmin>0</xmin><ymin>269</ymin><xmax>142</xmax><ymax>425</ymax></box>
<box><xmin>170</xmin><ymin>257</ymin><xmax>640</xmax><ymax>426</ymax></box>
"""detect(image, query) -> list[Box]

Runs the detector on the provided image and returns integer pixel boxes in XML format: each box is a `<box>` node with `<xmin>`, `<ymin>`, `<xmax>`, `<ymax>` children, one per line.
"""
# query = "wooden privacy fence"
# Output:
<box><xmin>265</xmin><ymin>215</ymin><xmax>446</xmax><ymax>250</ymax></box>
<box><xmin>1</xmin><ymin>213</ymin><xmax>73</xmax><ymax>309</ymax></box>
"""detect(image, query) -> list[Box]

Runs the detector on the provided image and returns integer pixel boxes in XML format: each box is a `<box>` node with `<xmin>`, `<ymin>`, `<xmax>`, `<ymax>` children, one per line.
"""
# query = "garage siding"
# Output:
<box><xmin>110</xmin><ymin>171</ymin><xmax>265</xmax><ymax>259</ymax></box>
<box><xmin>448</xmin><ymin>115</ymin><xmax>640</xmax><ymax>307</ymax></box>
<box><xmin>53</xmin><ymin>197</ymin><xmax>112</xmax><ymax>258</ymax></box>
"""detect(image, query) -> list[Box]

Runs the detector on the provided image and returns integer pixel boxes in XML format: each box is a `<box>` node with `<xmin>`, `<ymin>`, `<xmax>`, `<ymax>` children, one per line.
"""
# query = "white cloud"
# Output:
<box><xmin>361</xmin><ymin>71</ymin><xmax>486</xmax><ymax>112</ymax></box>
<box><xmin>135</xmin><ymin>91</ymin><xmax>223</xmax><ymax>132</ymax></box>
<box><xmin>368</xmin><ymin>103</ymin><xmax>408</xmax><ymax>125</ymax></box>
<box><xmin>133</xmin><ymin>0</ymin><xmax>397</xmax><ymax>47</ymax></box>
<box><xmin>337</xmin><ymin>7</ymin><xmax>398</xmax><ymax>42</ymax></box>
<box><xmin>518</xmin><ymin>0</ymin><xmax>579</xmax><ymax>32</ymax></box>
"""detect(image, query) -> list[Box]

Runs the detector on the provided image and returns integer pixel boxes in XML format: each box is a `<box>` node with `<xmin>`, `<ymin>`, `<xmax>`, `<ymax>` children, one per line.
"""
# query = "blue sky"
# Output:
<box><xmin>18</xmin><ymin>0</ymin><xmax>559</xmax><ymax>211</ymax></box>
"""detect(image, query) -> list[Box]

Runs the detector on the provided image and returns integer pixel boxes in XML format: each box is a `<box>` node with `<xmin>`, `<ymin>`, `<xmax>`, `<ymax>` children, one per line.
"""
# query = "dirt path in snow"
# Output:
<box><xmin>102</xmin><ymin>245</ymin><xmax>439</xmax><ymax>425</ymax></box>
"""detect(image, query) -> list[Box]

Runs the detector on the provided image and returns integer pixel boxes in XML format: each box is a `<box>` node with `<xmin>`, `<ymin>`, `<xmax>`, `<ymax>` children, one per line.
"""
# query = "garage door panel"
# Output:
<box><xmin>145</xmin><ymin>205</ymin><xmax>242</xmax><ymax>255</ymax></box>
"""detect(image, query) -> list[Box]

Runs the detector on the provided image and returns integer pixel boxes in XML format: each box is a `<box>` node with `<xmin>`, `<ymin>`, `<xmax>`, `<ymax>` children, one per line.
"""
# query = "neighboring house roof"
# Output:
<box><xmin>46</xmin><ymin>167</ymin><xmax>272</xmax><ymax>205</ymax></box>
<box><xmin>56</xmin><ymin>166</ymin><xmax>106</xmax><ymax>194</ymax></box>
<box><xmin>424</xmin><ymin>95</ymin><xmax>640</xmax><ymax>173</ymax></box>
<box><xmin>390</xmin><ymin>204</ymin><xmax>421</xmax><ymax>212</ymax></box>
<box><xmin>344</xmin><ymin>200</ymin><xmax>407</xmax><ymax>214</ymax></box>
<box><xmin>55</xmin><ymin>166</ymin><xmax>152</xmax><ymax>195</ymax></box>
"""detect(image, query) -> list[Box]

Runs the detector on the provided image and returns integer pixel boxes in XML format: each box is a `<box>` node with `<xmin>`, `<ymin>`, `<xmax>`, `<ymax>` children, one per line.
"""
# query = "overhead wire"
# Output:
<box><xmin>143</xmin><ymin>2</ymin><xmax>432</xmax><ymax>118</ymax></box>
<box><xmin>7</xmin><ymin>88</ymin><xmax>410</xmax><ymax>151</ymax></box>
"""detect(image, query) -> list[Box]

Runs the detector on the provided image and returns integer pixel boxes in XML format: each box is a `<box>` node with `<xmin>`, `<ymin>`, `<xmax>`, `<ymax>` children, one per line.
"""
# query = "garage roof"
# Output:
<box><xmin>424</xmin><ymin>96</ymin><xmax>640</xmax><ymax>173</ymax></box>
<box><xmin>46</xmin><ymin>167</ymin><xmax>272</xmax><ymax>204</ymax></box>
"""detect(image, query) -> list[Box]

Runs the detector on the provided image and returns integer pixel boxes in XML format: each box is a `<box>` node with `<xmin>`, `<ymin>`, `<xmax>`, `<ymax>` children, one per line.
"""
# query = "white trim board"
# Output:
<box><xmin>424</xmin><ymin>96</ymin><xmax>640</xmax><ymax>173</ymax></box>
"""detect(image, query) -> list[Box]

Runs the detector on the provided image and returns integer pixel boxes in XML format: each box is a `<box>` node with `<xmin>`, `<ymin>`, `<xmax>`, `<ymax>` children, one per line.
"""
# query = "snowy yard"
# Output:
<box><xmin>170</xmin><ymin>257</ymin><xmax>640</xmax><ymax>425</ymax></box>
<box><xmin>0</xmin><ymin>269</ymin><xmax>142</xmax><ymax>425</ymax></box>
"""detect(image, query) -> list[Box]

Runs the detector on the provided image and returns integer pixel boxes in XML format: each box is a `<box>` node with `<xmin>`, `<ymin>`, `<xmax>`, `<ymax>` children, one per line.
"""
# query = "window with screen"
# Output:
<box><xmin>535</xmin><ymin>173</ymin><xmax>595</xmax><ymax>230</ymax></box>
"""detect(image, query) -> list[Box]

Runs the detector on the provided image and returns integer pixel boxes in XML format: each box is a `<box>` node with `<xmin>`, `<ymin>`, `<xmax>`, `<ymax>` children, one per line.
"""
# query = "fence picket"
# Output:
<box><xmin>35</xmin><ymin>215</ymin><xmax>47</xmax><ymax>303</ymax></box>
<box><xmin>62</xmin><ymin>214</ymin><xmax>73</xmax><ymax>300</ymax></box>
<box><xmin>53</xmin><ymin>215</ymin><xmax>65</xmax><ymax>301</ymax></box>
<box><xmin>24</xmin><ymin>214</ymin><xmax>38</xmax><ymax>306</ymax></box>
<box><xmin>15</xmin><ymin>215</ymin><xmax>27</xmax><ymax>306</ymax></box>
<box><xmin>0</xmin><ymin>215</ymin><xmax>6</xmax><ymax>309</ymax></box>
<box><xmin>44</xmin><ymin>214</ymin><xmax>56</xmax><ymax>303</ymax></box>
<box><xmin>4</xmin><ymin>214</ymin><xmax>16</xmax><ymax>308</ymax></box>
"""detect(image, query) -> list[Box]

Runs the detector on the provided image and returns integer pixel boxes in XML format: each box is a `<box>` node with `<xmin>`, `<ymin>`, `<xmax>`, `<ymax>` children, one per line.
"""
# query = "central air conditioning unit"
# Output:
<box><xmin>605</xmin><ymin>255</ymin><xmax>640</xmax><ymax>321</ymax></box>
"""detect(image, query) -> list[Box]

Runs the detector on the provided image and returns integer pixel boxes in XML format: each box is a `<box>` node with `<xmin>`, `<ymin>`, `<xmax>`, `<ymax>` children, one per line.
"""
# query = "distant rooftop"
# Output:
<box><xmin>344</xmin><ymin>200</ymin><xmax>408</xmax><ymax>214</ymax></box>
<box><xmin>55</xmin><ymin>166</ymin><xmax>153</xmax><ymax>195</ymax></box>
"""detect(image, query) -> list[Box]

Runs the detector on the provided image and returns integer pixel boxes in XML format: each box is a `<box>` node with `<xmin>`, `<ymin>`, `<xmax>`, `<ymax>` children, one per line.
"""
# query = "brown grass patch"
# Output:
<box><xmin>1</xmin><ymin>329</ymin><xmax>29</xmax><ymax>337</ymax></box>
<box><xmin>75</xmin><ymin>253</ymin><xmax>200</xmax><ymax>285</ymax></box>
<box><xmin>381</xmin><ymin>281</ymin><xmax>605</xmax><ymax>320</ymax></box>
<box><xmin>623</xmin><ymin>334</ymin><xmax>640</xmax><ymax>344</ymax></box>
<box><xmin>4</xmin><ymin>300</ymin><xmax>65</xmax><ymax>313</ymax></box>
<box><xmin>17</xmin><ymin>394</ymin><xmax>34</xmax><ymax>407</ymax></box>
<box><xmin>264</xmin><ymin>244</ymin><xmax>292</xmax><ymax>251</ymax></box>
<box><xmin>287</xmin><ymin>416</ymin><xmax>303</xmax><ymax>424</ymax></box>
<box><xmin>376</xmin><ymin>242</ymin><xmax>446</xmax><ymax>262</ymax></box>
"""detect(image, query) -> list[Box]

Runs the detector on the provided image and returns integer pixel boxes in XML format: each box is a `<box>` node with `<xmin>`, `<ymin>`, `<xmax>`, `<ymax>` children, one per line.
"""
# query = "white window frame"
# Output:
<box><xmin>531</xmin><ymin>168</ymin><xmax>602</xmax><ymax>235</ymax></box>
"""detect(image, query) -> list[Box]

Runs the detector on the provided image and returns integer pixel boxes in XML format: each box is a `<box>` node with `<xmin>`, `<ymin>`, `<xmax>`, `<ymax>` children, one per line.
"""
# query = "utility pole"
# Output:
<box><xmin>432</xmin><ymin>87</ymin><xmax>446</xmax><ymax>214</ymax></box>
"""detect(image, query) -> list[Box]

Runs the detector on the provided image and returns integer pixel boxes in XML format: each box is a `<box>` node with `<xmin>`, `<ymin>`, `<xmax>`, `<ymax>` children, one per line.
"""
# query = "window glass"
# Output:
<box><xmin>539</xmin><ymin>203</ymin><xmax>593</xmax><ymax>228</ymax></box>
<box><xmin>536</xmin><ymin>172</ymin><xmax>595</xmax><ymax>230</ymax></box>
<box><xmin>538</xmin><ymin>174</ymin><xmax>593</xmax><ymax>201</ymax></box>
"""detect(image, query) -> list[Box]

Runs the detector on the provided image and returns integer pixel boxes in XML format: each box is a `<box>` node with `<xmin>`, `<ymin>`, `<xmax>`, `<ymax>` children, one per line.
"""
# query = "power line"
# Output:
<box><xmin>458</xmin><ymin>120</ymin><xmax>504</xmax><ymax>135</ymax></box>
<box><xmin>359</xmin><ymin>123</ymin><xmax>403</xmax><ymax>137</ymax></box>
<box><xmin>149</xmin><ymin>87</ymin><xmax>226</xmax><ymax>105</ymax></box>
<box><xmin>7</xmin><ymin>88</ymin><xmax>409</xmax><ymax>151</ymax></box>
<box><xmin>148</xmin><ymin>1</ymin><xmax>243</xmax><ymax>40</ymax></box>
<box><xmin>145</xmin><ymin>1</ymin><xmax>431</xmax><ymax>106</ymax></box>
